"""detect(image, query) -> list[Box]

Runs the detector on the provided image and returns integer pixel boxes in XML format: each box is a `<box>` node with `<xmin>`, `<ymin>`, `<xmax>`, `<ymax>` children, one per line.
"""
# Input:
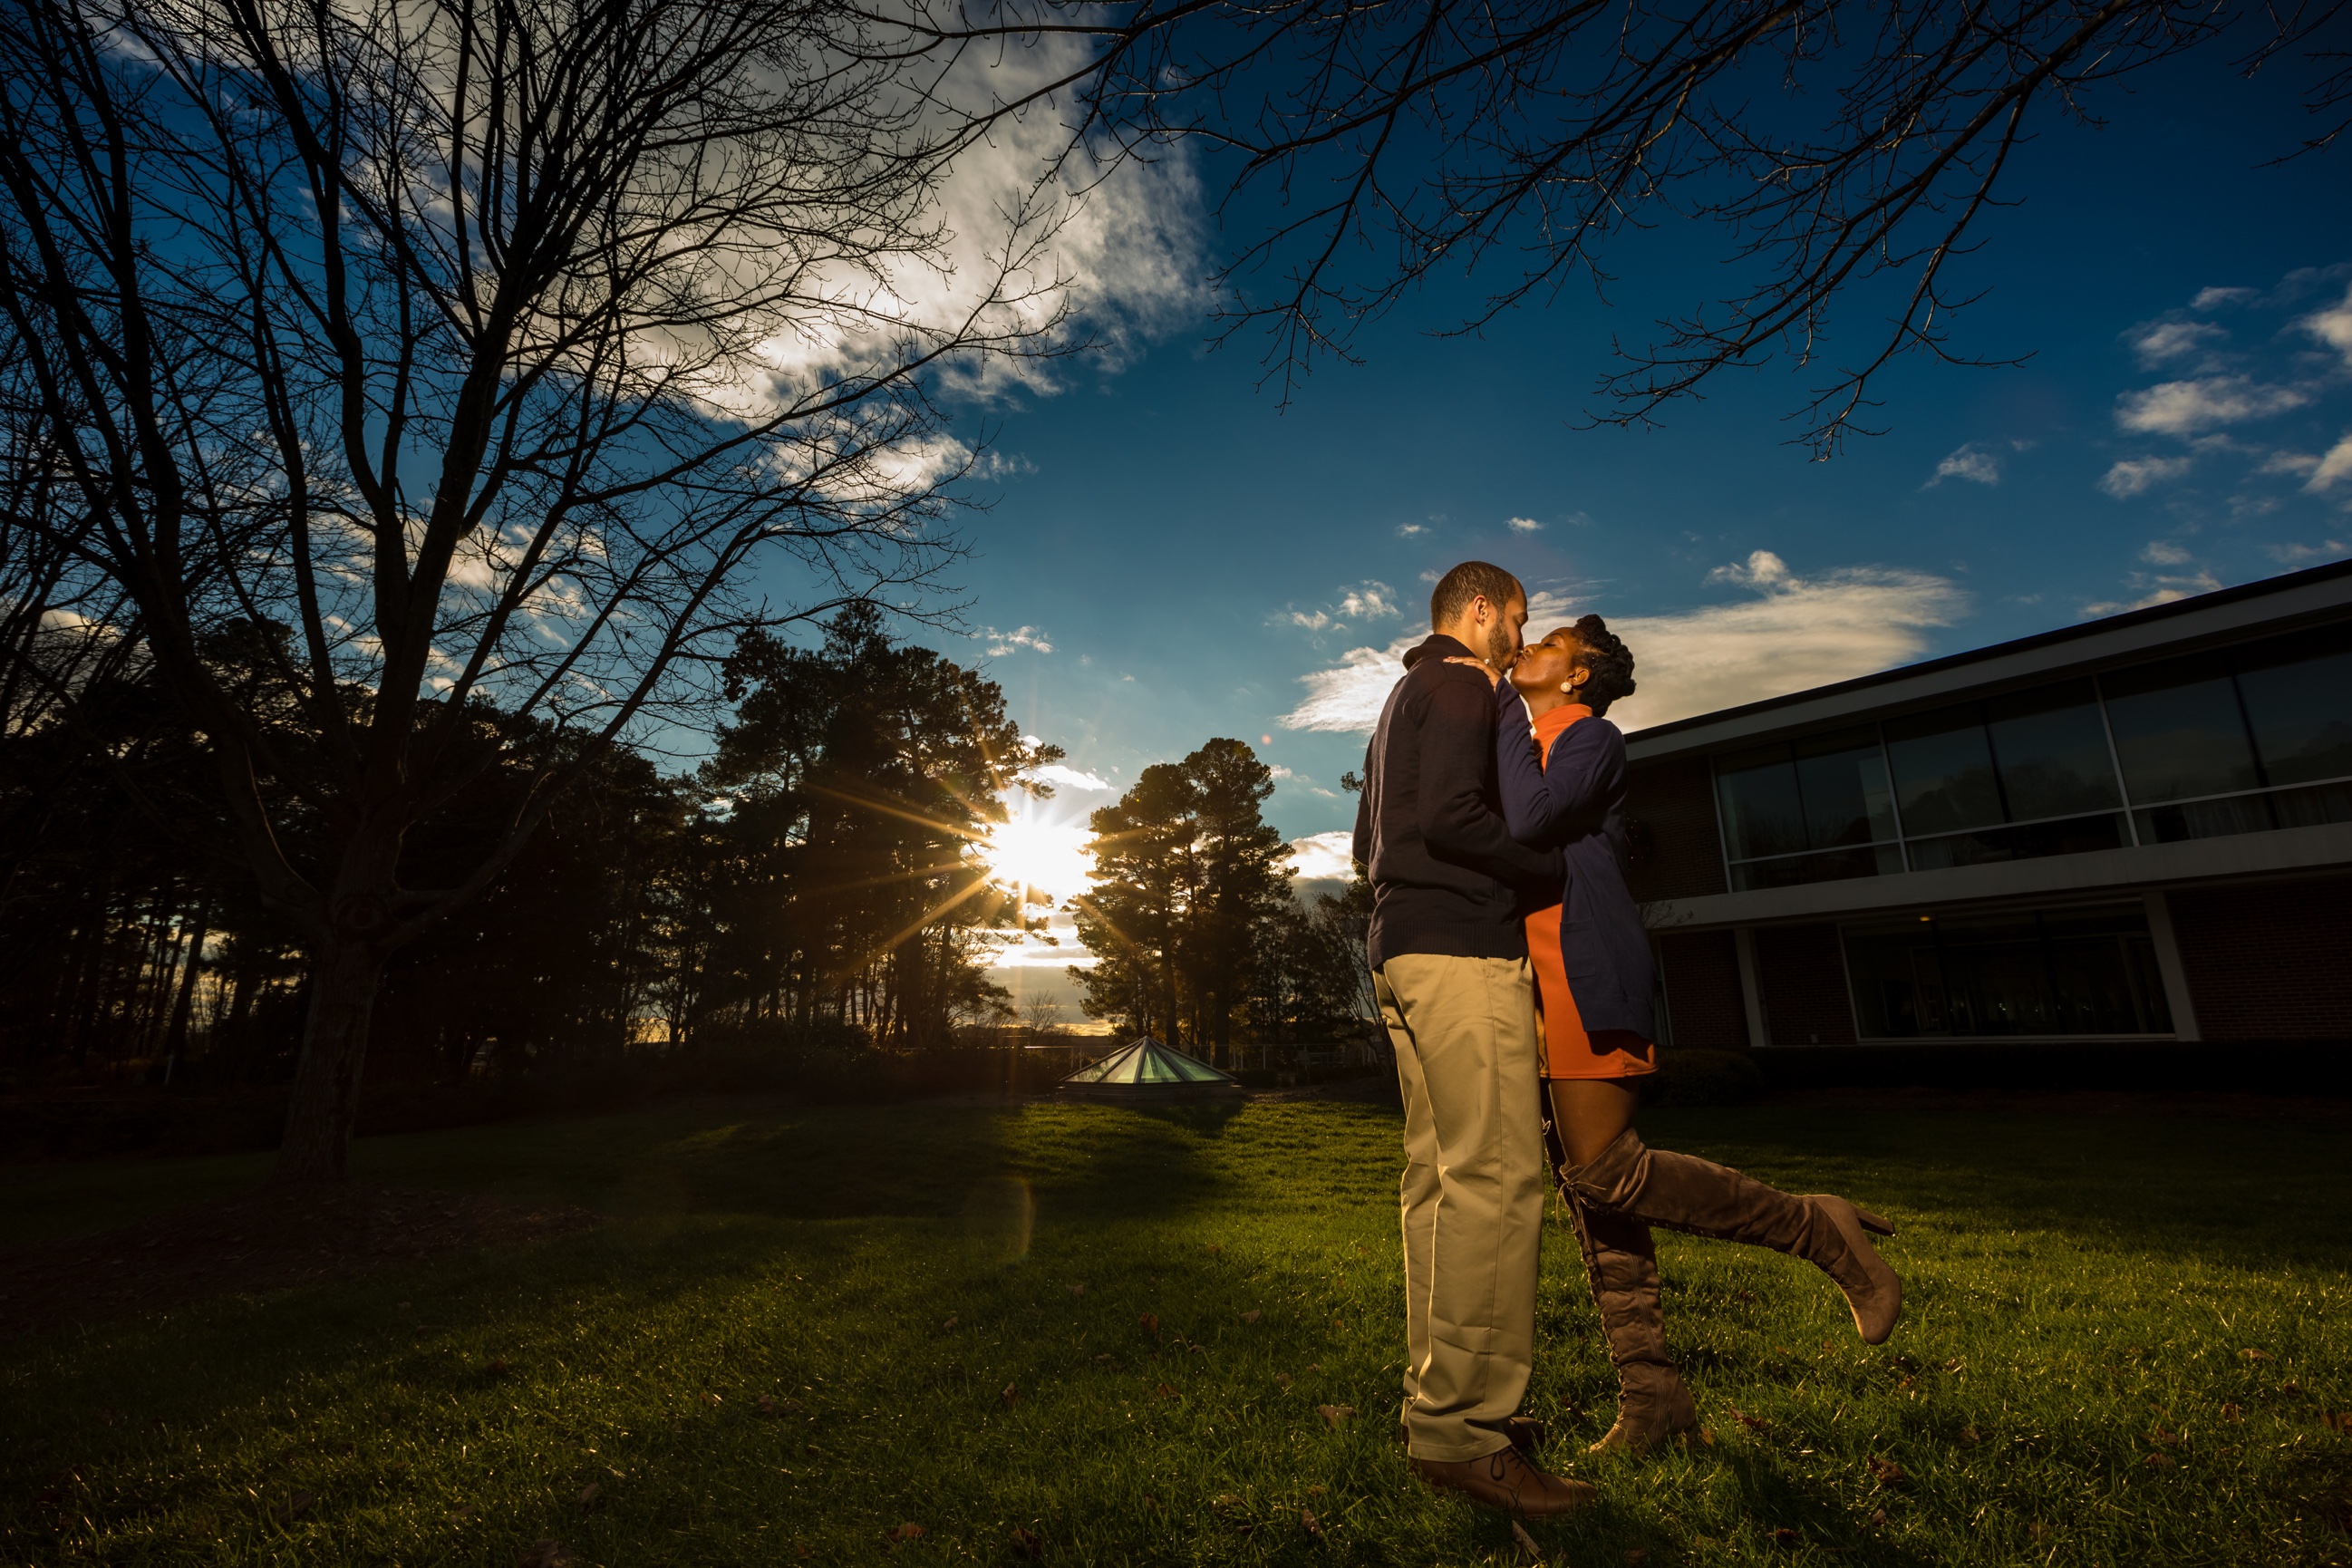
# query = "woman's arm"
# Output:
<box><xmin>1493</xmin><ymin>688</ymin><xmax>1622</xmax><ymax>846</ymax></box>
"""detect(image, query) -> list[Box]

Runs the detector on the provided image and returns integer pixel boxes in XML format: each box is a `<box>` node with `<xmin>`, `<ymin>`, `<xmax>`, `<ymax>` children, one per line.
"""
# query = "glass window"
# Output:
<box><xmin>1843</xmin><ymin>903</ymin><xmax>2173</xmax><ymax>1040</ymax></box>
<box><xmin>1985</xmin><ymin>681</ymin><xmax>2123</xmax><ymax>819</ymax></box>
<box><xmin>1793</xmin><ymin>726</ymin><xmax>1899</xmax><ymax>847</ymax></box>
<box><xmin>1903</xmin><ymin>813</ymin><xmax>2126</xmax><ymax>870</ymax></box>
<box><xmin>2234</xmin><ymin>624</ymin><xmax>2352</xmax><ymax>787</ymax></box>
<box><xmin>2100</xmin><ymin>654</ymin><xmax>2260</xmax><ymax>802</ymax></box>
<box><xmin>1714</xmin><ymin>744</ymin><xmax>1806</xmax><ymax>860</ymax></box>
<box><xmin>1884</xmin><ymin>706</ymin><xmax>2003</xmax><ymax>835</ymax></box>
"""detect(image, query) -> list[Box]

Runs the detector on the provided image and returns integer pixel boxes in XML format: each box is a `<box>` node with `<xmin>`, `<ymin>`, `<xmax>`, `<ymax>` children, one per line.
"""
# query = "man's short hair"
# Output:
<box><xmin>1429</xmin><ymin>561</ymin><xmax>1524</xmax><ymax>630</ymax></box>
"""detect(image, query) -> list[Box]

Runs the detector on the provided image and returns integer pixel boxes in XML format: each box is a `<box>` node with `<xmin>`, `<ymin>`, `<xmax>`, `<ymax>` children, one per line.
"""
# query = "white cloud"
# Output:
<box><xmin>1267</xmin><ymin>764</ymin><xmax>1294</xmax><ymax>779</ymax></box>
<box><xmin>2265</xmin><ymin>538</ymin><xmax>2348</xmax><ymax>565</ymax></box>
<box><xmin>1032</xmin><ymin>762</ymin><xmax>1112</xmax><ymax>792</ymax></box>
<box><xmin>2298</xmin><ymin>284</ymin><xmax>2352</xmax><ymax>369</ymax></box>
<box><xmin>1927</xmin><ymin>442</ymin><xmax>2001</xmax><ymax>487</ymax></box>
<box><xmin>2192</xmin><ymin>286</ymin><xmax>2260</xmax><ymax>310</ymax></box>
<box><xmin>2126</xmin><ymin>319</ymin><xmax>2229</xmax><ymax>366</ymax></box>
<box><xmin>1396</xmin><ymin>522</ymin><xmax>1428</xmax><ymax>537</ymax></box>
<box><xmin>2259</xmin><ymin>450</ymin><xmax>2323</xmax><ymax>478</ymax></box>
<box><xmin>1280</xmin><ymin>550</ymin><xmax>1970</xmax><ymax>735</ymax></box>
<box><xmin>2309</xmin><ymin>432</ymin><xmax>2352</xmax><ymax>493</ymax></box>
<box><xmin>1288</xmin><ymin>830</ymin><xmax>1358</xmax><ymax>882</ymax></box>
<box><xmin>2141</xmin><ymin>540</ymin><xmax>2196</xmax><ymax>566</ymax></box>
<box><xmin>2115</xmin><ymin>375</ymin><xmax>2314</xmax><ymax>435</ymax></box>
<box><xmin>1506</xmin><ymin>516</ymin><xmax>1544</xmax><ymax>533</ymax></box>
<box><xmin>985</xmin><ymin>624</ymin><xmax>1053</xmax><ymax>655</ymax></box>
<box><xmin>1279</xmin><ymin>581</ymin><xmax>1399</xmax><ymax>633</ymax></box>
<box><xmin>2099</xmin><ymin>456</ymin><xmax>2194</xmax><ymax>498</ymax></box>
<box><xmin>2081</xmin><ymin>572</ymin><xmax>2223</xmax><ymax>615</ymax></box>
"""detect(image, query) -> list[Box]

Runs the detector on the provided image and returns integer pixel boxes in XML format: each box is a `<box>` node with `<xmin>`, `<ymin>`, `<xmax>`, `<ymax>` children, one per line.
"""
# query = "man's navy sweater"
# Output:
<box><xmin>1351</xmin><ymin>634</ymin><xmax>1561</xmax><ymax>970</ymax></box>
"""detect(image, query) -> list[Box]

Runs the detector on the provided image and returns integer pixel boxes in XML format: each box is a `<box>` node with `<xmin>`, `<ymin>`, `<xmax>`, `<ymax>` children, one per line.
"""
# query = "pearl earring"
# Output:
<box><xmin>1560</xmin><ymin>682</ymin><xmax>1574</xmax><ymax>693</ymax></box>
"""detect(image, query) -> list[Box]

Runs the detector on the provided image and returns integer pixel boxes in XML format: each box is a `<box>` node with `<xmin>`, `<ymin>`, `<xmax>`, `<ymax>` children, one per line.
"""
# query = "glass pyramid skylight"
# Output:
<box><xmin>1061</xmin><ymin>1037</ymin><xmax>1236</xmax><ymax>1086</ymax></box>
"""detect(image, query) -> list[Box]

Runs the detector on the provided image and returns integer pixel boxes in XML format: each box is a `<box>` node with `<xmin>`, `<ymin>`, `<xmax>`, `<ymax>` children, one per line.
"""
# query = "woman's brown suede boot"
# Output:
<box><xmin>1560</xmin><ymin>1128</ymin><xmax>1902</xmax><ymax>1344</ymax></box>
<box><xmin>1568</xmin><ymin>1195</ymin><xmax>1699</xmax><ymax>1452</ymax></box>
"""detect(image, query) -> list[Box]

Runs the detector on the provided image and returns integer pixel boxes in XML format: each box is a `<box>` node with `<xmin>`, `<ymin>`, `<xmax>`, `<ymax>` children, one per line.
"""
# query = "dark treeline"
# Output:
<box><xmin>1</xmin><ymin>607</ymin><xmax>1372</xmax><ymax>1093</ymax></box>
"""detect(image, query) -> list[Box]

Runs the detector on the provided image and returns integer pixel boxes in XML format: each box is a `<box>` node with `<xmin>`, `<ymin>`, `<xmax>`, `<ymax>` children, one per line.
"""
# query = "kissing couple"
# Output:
<box><xmin>1350</xmin><ymin>560</ymin><xmax>1904</xmax><ymax>1516</ymax></box>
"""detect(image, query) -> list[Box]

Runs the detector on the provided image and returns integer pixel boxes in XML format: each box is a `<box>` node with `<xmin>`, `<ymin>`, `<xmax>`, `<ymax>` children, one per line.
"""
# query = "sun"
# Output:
<box><xmin>981</xmin><ymin>805</ymin><xmax>1093</xmax><ymax>905</ymax></box>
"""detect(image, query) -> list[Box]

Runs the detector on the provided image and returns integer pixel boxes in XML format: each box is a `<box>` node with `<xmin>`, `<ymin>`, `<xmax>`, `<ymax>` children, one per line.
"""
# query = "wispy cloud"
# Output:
<box><xmin>2116</xmin><ymin>375</ymin><xmax>2314</xmax><ymax>436</ymax></box>
<box><xmin>2126</xmin><ymin>319</ymin><xmax>2230</xmax><ymax>367</ymax></box>
<box><xmin>1927</xmin><ymin>442</ymin><xmax>2002</xmax><ymax>487</ymax></box>
<box><xmin>1397</xmin><ymin>522</ymin><xmax>1428</xmax><ymax>537</ymax></box>
<box><xmin>2192</xmin><ymin>286</ymin><xmax>2260</xmax><ymax>310</ymax></box>
<box><xmin>2099</xmin><ymin>456</ymin><xmax>2194</xmax><ymax>498</ymax></box>
<box><xmin>1281</xmin><ymin>550</ymin><xmax>1970</xmax><ymax>735</ymax></box>
<box><xmin>985</xmin><ymin>624</ymin><xmax>1053</xmax><ymax>655</ymax></box>
<box><xmin>1032</xmin><ymin>762</ymin><xmax>1111</xmax><ymax>791</ymax></box>
<box><xmin>2142</xmin><ymin>539</ymin><xmax>2196</xmax><ymax>566</ymax></box>
<box><xmin>2298</xmin><ymin>283</ymin><xmax>2352</xmax><ymax>369</ymax></box>
<box><xmin>2264</xmin><ymin>538</ymin><xmax>2348</xmax><ymax>565</ymax></box>
<box><xmin>1288</xmin><ymin>830</ymin><xmax>1358</xmax><ymax>883</ymax></box>
<box><xmin>1278</xmin><ymin>580</ymin><xmax>1401</xmax><ymax>633</ymax></box>
<box><xmin>2308</xmin><ymin>432</ymin><xmax>2352</xmax><ymax>493</ymax></box>
<box><xmin>1506</xmin><ymin>516</ymin><xmax>1544</xmax><ymax>533</ymax></box>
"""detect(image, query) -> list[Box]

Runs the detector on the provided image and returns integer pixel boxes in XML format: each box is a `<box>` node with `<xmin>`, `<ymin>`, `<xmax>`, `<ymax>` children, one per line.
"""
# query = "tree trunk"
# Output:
<box><xmin>274</xmin><ymin>936</ymin><xmax>386</xmax><ymax>1183</ymax></box>
<box><xmin>160</xmin><ymin>900</ymin><xmax>212</xmax><ymax>1086</ymax></box>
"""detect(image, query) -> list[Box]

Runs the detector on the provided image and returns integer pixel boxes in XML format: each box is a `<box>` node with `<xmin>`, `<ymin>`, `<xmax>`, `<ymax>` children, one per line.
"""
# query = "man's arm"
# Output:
<box><xmin>1350</xmin><ymin>740</ymin><xmax>1374</xmax><ymax>871</ymax></box>
<box><xmin>1495</xmin><ymin>694</ymin><xmax>1619</xmax><ymax>846</ymax></box>
<box><xmin>1415</xmin><ymin>670</ymin><xmax>1559</xmax><ymax>882</ymax></box>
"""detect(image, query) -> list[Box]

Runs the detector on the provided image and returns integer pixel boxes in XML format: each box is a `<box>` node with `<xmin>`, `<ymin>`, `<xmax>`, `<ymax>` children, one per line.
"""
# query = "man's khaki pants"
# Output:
<box><xmin>1375</xmin><ymin>953</ymin><xmax>1545</xmax><ymax>1462</ymax></box>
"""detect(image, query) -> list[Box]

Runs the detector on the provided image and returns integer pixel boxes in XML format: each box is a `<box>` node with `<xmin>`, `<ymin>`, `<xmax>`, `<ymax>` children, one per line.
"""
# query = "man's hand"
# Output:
<box><xmin>1444</xmin><ymin>655</ymin><xmax>1505</xmax><ymax>689</ymax></box>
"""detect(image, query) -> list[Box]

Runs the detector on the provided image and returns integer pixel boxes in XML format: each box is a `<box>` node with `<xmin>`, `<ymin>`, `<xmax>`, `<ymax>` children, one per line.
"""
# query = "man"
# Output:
<box><xmin>1352</xmin><ymin>561</ymin><xmax>1593</xmax><ymax>1517</ymax></box>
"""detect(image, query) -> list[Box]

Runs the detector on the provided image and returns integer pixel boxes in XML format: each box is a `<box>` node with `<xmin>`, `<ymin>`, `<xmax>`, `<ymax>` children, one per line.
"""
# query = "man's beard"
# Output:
<box><xmin>1484</xmin><ymin>623</ymin><xmax>1516</xmax><ymax>668</ymax></box>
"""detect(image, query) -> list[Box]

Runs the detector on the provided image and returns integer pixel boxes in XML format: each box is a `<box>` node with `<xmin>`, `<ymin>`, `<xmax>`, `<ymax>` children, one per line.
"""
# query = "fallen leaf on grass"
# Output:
<box><xmin>1213</xmin><ymin>1494</ymin><xmax>1239</xmax><ymax>1508</ymax></box>
<box><xmin>1067</xmin><ymin>1282</ymin><xmax>1087</xmax><ymax>1297</ymax></box>
<box><xmin>2321</xmin><ymin>1412</ymin><xmax>2352</xmax><ymax>1433</ymax></box>
<box><xmin>1305</xmin><ymin>1485</ymin><xmax>1325</xmax><ymax>1498</ymax></box>
<box><xmin>1010</xmin><ymin>1526</ymin><xmax>1043</xmax><ymax>1557</ymax></box>
<box><xmin>941</xmin><ymin>1315</ymin><xmax>959</xmax><ymax>1331</ymax></box>
<box><xmin>1318</xmin><ymin>1404</ymin><xmax>1356</xmax><ymax>1426</ymax></box>
<box><xmin>1698</xmin><ymin>1428</ymin><xmax>1716</xmax><ymax>1447</ymax></box>
<box><xmin>1002</xmin><ymin>1383</ymin><xmax>1020</xmax><ymax>1406</ymax></box>
<box><xmin>1508</xmin><ymin>1518</ymin><xmax>1540</xmax><ymax>1561</ymax></box>
<box><xmin>2221</xmin><ymin>1403</ymin><xmax>2243</xmax><ymax>1423</ymax></box>
<box><xmin>1772</xmin><ymin>1528</ymin><xmax>1801</xmax><ymax>1545</ymax></box>
<box><xmin>1300</xmin><ymin>1507</ymin><xmax>1322</xmax><ymax>1537</ymax></box>
<box><xmin>2028</xmin><ymin>1523</ymin><xmax>2049</xmax><ymax>1541</ymax></box>
<box><xmin>486</xmin><ymin>1358</ymin><xmax>509</xmax><ymax>1376</ymax></box>
<box><xmin>1735</xmin><ymin>1288</ymin><xmax>1756</xmax><ymax>1302</ymax></box>
<box><xmin>1728</xmin><ymin>1407</ymin><xmax>1769</xmax><ymax>1432</ymax></box>
<box><xmin>1155</xmin><ymin>1383</ymin><xmax>1180</xmax><ymax>1400</ymax></box>
<box><xmin>1138</xmin><ymin>1313</ymin><xmax>1159</xmax><ymax>1335</ymax></box>
<box><xmin>756</xmin><ymin>1395</ymin><xmax>805</xmax><ymax>1417</ymax></box>
<box><xmin>2149</xmin><ymin>1424</ymin><xmax>2180</xmax><ymax>1447</ymax></box>
<box><xmin>1960</xmin><ymin>1425</ymin><xmax>1983</xmax><ymax>1445</ymax></box>
<box><xmin>701</xmin><ymin>1391</ymin><xmax>721</xmax><ymax>1408</ymax></box>
<box><xmin>1867</xmin><ymin>1457</ymin><xmax>1906</xmax><ymax>1486</ymax></box>
<box><xmin>447</xmin><ymin>1505</ymin><xmax>480</xmax><ymax>1526</ymax></box>
<box><xmin>1624</xmin><ymin>1551</ymin><xmax>1650</xmax><ymax>1566</ymax></box>
<box><xmin>517</xmin><ymin>1541</ymin><xmax>574</xmax><ymax>1568</ymax></box>
<box><xmin>576</xmin><ymin>1483</ymin><xmax>599</xmax><ymax>1512</ymax></box>
<box><xmin>886</xmin><ymin>1523</ymin><xmax>926</xmax><ymax>1543</ymax></box>
<box><xmin>1092</xmin><ymin>1353</ymin><xmax>1116</xmax><ymax>1364</ymax></box>
<box><xmin>2144</xmin><ymin>1452</ymin><xmax>2176</xmax><ymax>1469</ymax></box>
<box><xmin>2283</xmin><ymin>1380</ymin><xmax>2305</xmax><ymax>1397</ymax></box>
<box><xmin>2241</xmin><ymin>1348</ymin><xmax>2272</xmax><ymax>1361</ymax></box>
<box><xmin>1274</xmin><ymin>1373</ymin><xmax>1293</xmax><ymax>1389</ymax></box>
<box><xmin>1869</xmin><ymin>1509</ymin><xmax>1888</xmax><ymax>1527</ymax></box>
<box><xmin>1241</xmin><ymin>1310</ymin><xmax>1262</xmax><ymax>1324</ymax></box>
<box><xmin>796</xmin><ymin>1546</ymin><xmax>812</xmax><ymax>1559</ymax></box>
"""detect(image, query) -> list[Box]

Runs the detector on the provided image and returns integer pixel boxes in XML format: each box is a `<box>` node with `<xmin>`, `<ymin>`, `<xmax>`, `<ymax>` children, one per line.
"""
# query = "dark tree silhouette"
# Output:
<box><xmin>0</xmin><ymin>0</ymin><xmax>1076</xmax><ymax>1177</ymax></box>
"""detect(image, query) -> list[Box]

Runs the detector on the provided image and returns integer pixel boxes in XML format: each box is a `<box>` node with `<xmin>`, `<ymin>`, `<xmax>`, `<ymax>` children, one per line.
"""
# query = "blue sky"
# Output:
<box><xmin>747</xmin><ymin>43</ymin><xmax>2352</xmax><ymax>1005</ymax></box>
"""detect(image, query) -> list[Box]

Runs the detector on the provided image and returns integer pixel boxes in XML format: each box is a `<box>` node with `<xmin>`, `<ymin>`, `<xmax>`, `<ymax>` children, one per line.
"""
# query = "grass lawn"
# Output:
<box><xmin>4</xmin><ymin>1093</ymin><xmax>2349</xmax><ymax>1566</ymax></box>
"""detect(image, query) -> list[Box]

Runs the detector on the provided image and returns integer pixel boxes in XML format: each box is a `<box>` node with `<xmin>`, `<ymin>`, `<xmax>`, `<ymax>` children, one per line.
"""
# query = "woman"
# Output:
<box><xmin>1465</xmin><ymin>617</ymin><xmax>1902</xmax><ymax>1454</ymax></box>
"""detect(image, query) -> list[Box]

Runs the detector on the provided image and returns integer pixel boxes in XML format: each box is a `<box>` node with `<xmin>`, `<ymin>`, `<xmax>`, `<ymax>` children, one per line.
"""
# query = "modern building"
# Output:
<box><xmin>1624</xmin><ymin>557</ymin><xmax>2352</xmax><ymax>1056</ymax></box>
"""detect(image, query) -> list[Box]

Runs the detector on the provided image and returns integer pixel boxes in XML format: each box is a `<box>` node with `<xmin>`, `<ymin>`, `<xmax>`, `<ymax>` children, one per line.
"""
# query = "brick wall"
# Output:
<box><xmin>1658</xmin><ymin>929</ymin><xmax>1747</xmax><ymax>1049</ymax></box>
<box><xmin>1754</xmin><ymin>924</ymin><xmax>1857</xmax><ymax>1046</ymax></box>
<box><xmin>1626</xmin><ymin>758</ymin><xmax>1728</xmax><ymax>903</ymax></box>
<box><xmin>2168</xmin><ymin>876</ymin><xmax>2352</xmax><ymax>1040</ymax></box>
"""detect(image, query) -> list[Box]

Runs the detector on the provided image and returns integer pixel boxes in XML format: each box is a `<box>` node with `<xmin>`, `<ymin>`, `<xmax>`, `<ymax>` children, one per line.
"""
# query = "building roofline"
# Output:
<box><xmin>1622</xmin><ymin>555</ymin><xmax>2352</xmax><ymax>752</ymax></box>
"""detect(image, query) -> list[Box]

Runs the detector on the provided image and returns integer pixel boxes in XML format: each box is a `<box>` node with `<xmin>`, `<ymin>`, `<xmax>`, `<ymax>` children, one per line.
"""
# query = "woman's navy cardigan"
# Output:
<box><xmin>1491</xmin><ymin>684</ymin><xmax>1657</xmax><ymax>1040</ymax></box>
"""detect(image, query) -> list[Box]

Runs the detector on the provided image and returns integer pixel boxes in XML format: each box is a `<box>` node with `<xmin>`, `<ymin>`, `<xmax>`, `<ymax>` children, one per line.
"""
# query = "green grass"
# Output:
<box><xmin>4</xmin><ymin>1095</ymin><xmax>2349</xmax><ymax>1566</ymax></box>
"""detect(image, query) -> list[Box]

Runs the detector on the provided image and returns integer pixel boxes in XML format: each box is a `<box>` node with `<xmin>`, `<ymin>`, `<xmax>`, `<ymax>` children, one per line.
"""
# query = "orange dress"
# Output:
<box><xmin>1524</xmin><ymin>704</ymin><xmax>1659</xmax><ymax>1081</ymax></box>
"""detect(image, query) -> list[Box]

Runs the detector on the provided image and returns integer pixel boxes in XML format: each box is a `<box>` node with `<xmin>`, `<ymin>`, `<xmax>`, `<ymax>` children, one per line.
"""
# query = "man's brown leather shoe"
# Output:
<box><xmin>1408</xmin><ymin>1445</ymin><xmax>1596</xmax><ymax>1516</ymax></box>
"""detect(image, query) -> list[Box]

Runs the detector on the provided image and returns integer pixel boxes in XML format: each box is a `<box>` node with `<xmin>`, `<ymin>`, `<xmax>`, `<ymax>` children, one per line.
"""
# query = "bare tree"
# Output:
<box><xmin>902</xmin><ymin>0</ymin><xmax>2347</xmax><ymax>452</ymax></box>
<box><xmin>0</xmin><ymin>0</ymin><xmax>1079</xmax><ymax>1178</ymax></box>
